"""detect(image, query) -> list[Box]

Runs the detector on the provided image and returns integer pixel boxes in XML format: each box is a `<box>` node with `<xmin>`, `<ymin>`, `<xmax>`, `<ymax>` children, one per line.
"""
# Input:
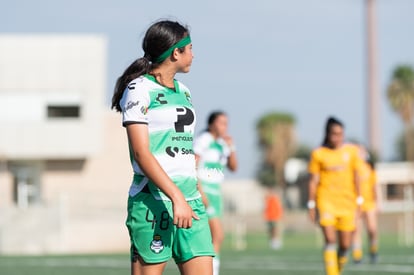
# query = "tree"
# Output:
<box><xmin>386</xmin><ymin>65</ymin><xmax>414</xmax><ymax>161</ymax></box>
<box><xmin>256</xmin><ymin>112</ymin><xmax>296</xmax><ymax>189</ymax></box>
<box><xmin>395</xmin><ymin>128</ymin><xmax>414</xmax><ymax>161</ymax></box>
<box><xmin>292</xmin><ymin>144</ymin><xmax>312</xmax><ymax>161</ymax></box>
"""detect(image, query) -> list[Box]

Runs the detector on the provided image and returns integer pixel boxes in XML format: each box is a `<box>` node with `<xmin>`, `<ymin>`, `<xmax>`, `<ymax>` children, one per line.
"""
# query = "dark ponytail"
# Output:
<box><xmin>111</xmin><ymin>57</ymin><xmax>151</xmax><ymax>112</ymax></box>
<box><xmin>111</xmin><ymin>20</ymin><xmax>190</xmax><ymax>113</ymax></box>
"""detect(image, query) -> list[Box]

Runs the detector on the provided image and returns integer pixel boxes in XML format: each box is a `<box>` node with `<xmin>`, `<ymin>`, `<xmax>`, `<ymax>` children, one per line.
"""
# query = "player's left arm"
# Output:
<box><xmin>371</xmin><ymin>170</ymin><xmax>380</xmax><ymax>213</ymax></box>
<box><xmin>372</xmin><ymin>170</ymin><xmax>378</xmax><ymax>201</ymax></box>
<box><xmin>223</xmin><ymin>135</ymin><xmax>237</xmax><ymax>171</ymax></box>
<box><xmin>353</xmin><ymin>149</ymin><xmax>364</xmax><ymax>208</ymax></box>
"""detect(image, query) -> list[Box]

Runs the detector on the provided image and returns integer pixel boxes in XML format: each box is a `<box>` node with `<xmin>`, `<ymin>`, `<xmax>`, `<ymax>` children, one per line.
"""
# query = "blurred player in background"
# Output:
<box><xmin>307</xmin><ymin>117</ymin><xmax>363</xmax><ymax>275</ymax></box>
<box><xmin>264</xmin><ymin>187</ymin><xmax>284</xmax><ymax>250</ymax></box>
<box><xmin>194</xmin><ymin>111</ymin><xmax>238</xmax><ymax>275</ymax></box>
<box><xmin>352</xmin><ymin>144</ymin><xmax>379</xmax><ymax>264</ymax></box>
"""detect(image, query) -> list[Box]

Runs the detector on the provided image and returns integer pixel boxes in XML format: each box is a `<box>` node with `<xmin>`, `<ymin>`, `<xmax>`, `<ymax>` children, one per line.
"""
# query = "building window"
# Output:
<box><xmin>11</xmin><ymin>163</ymin><xmax>42</xmax><ymax>208</ymax></box>
<box><xmin>386</xmin><ymin>183</ymin><xmax>404</xmax><ymax>200</ymax></box>
<box><xmin>45</xmin><ymin>159</ymin><xmax>85</xmax><ymax>171</ymax></box>
<box><xmin>47</xmin><ymin>105</ymin><xmax>80</xmax><ymax>118</ymax></box>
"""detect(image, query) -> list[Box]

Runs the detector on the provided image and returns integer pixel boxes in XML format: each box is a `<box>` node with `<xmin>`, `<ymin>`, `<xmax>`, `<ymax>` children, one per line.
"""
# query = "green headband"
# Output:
<box><xmin>155</xmin><ymin>36</ymin><xmax>191</xmax><ymax>63</ymax></box>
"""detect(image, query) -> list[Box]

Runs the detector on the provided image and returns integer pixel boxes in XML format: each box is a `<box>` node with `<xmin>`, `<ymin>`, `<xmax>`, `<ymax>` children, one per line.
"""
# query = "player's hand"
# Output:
<box><xmin>308</xmin><ymin>208</ymin><xmax>317</xmax><ymax>224</ymax></box>
<box><xmin>222</xmin><ymin>135</ymin><xmax>234</xmax><ymax>146</ymax></box>
<box><xmin>172</xmin><ymin>199</ymin><xmax>199</xmax><ymax>229</ymax></box>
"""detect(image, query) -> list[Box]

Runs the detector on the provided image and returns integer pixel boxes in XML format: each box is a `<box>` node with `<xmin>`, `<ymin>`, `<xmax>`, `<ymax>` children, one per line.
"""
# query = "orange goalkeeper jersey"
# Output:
<box><xmin>308</xmin><ymin>143</ymin><xmax>363</xmax><ymax>215</ymax></box>
<box><xmin>264</xmin><ymin>193</ymin><xmax>283</xmax><ymax>221</ymax></box>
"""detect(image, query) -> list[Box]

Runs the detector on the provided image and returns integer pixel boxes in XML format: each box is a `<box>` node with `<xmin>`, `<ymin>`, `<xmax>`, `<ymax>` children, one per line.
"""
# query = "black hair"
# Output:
<box><xmin>363</xmin><ymin>148</ymin><xmax>376</xmax><ymax>169</ymax></box>
<box><xmin>111</xmin><ymin>20</ymin><xmax>189</xmax><ymax>112</ymax></box>
<box><xmin>207</xmin><ymin>111</ymin><xmax>226</xmax><ymax>127</ymax></box>
<box><xmin>367</xmin><ymin>158</ymin><xmax>375</xmax><ymax>170</ymax></box>
<box><xmin>322</xmin><ymin>116</ymin><xmax>344</xmax><ymax>147</ymax></box>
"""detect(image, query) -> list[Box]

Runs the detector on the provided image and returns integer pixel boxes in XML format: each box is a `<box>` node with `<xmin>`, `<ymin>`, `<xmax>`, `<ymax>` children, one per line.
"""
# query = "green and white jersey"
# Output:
<box><xmin>120</xmin><ymin>74</ymin><xmax>199</xmax><ymax>201</ymax></box>
<box><xmin>193</xmin><ymin>132</ymin><xmax>231</xmax><ymax>195</ymax></box>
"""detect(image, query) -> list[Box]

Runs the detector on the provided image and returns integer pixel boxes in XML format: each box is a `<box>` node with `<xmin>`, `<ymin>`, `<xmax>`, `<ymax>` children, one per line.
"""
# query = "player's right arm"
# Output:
<box><xmin>126</xmin><ymin>122</ymin><xmax>199</xmax><ymax>229</ymax></box>
<box><xmin>307</xmin><ymin>149</ymin><xmax>320</xmax><ymax>224</ymax></box>
<box><xmin>372</xmin><ymin>169</ymin><xmax>379</xmax><ymax>212</ymax></box>
<box><xmin>308</xmin><ymin>173</ymin><xmax>319</xmax><ymax>223</ymax></box>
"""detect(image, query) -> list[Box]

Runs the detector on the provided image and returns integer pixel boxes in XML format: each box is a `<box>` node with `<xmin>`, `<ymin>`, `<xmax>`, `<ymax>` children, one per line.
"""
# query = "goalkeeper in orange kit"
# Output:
<box><xmin>264</xmin><ymin>188</ymin><xmax>283</xmax><ymax>250</ymax></box>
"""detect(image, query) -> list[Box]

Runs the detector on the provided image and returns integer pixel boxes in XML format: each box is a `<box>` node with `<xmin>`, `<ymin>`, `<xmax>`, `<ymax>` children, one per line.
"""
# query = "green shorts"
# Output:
<box><xmin>126</xmin><ymin>191</ymin><xmax>215</xmax><ymax>264</ymax></box>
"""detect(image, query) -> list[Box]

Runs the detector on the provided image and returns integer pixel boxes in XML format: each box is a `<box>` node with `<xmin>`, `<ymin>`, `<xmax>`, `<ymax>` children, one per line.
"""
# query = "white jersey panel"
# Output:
<box><xmin>156</xmin><ymin>153</ymin><xmax>197</xmax><ymax>178</ymax></box>
<box><xmin>120</xmin><ymin>76</ymin><xmax>152</xmax><ymax>125</ymax></box>
<box><xmin>120</xmin><ymin>75</ymin><xmax>199</xmax><ymax>200</ymax></box>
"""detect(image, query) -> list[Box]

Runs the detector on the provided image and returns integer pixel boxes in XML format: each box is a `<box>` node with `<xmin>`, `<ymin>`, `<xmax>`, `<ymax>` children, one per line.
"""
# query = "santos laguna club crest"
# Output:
<box><xmin>150</xmin><ymin>235</ymin><xmax>164</xmax><ymax>254</ymax></box>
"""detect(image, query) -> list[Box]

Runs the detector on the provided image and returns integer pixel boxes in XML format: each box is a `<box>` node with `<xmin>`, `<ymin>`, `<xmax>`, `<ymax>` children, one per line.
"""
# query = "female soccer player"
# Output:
<box><xmin>111</xmin><ymin>20</ymin><xmax>214</xmax><ymax>275</ymax></box>
<box><xmin>193</xmin><ymin>111</ymin><xmax>238</xmax><ymax>275</ymax></box>
<box><xmin>307</xmin><ymin>117</ymin><xmax>363</xmax><ymax>275</ymax></box>
<box><xmin>352</xmin><ymin>145</ymin><xmax>379</xmax><ymax>264</ymax></box>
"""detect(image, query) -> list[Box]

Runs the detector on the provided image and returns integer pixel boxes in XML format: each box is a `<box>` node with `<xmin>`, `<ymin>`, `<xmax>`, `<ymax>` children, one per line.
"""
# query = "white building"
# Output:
<box><xmin>0</xmin><ymin>34</ymin><xmax>133</xmax><ymax>254</ymax></box>
<box><xmin>0</xmin><ymin>34</ymin><xmax>107</xmax><ymax>208</ymax></box>
<box><xmin>376</xmin><ymin>162</ymin><xmax>414</xmax><ymax>246</ymax></box>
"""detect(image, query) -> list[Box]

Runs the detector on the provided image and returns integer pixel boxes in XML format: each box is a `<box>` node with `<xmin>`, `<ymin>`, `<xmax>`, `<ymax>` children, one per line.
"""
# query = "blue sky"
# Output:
<box><xmin>2</xmin><ymin>0</ymin><xmax>414</xmax><ymax>179</ymax></box>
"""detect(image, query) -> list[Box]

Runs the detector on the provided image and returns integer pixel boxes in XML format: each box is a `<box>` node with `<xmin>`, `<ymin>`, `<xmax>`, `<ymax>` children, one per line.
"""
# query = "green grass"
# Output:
<box><xmin>0</xmin><ymin>232</ymin><xmax>413</xmax><ymax>275</ymax></box>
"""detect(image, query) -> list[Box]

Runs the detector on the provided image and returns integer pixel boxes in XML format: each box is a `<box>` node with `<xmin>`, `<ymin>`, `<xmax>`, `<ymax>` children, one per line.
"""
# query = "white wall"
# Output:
<box><xmin>0</xmin><ymin>35</ymin><xmax>107</xmax><ymax>159</ymax></box>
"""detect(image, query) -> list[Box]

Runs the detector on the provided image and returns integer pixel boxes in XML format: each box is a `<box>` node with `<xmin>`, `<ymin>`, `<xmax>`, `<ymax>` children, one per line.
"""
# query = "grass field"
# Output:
<box><xmin>0</xmin><ymin>231</ymin><xmax>413</xmax><ymax>275</ymax></box>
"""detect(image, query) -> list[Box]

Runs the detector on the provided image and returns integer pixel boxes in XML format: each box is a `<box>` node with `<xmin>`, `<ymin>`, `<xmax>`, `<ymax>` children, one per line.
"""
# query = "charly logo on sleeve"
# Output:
<box><xmin>150</xmin><ymin>235</ymin><xmax>164</xmax><ymax>254</ymax></box>
<box><xmin>128</xmin><ymin>82</ymin><xmax>136</xmax><ymax>90</ymax></box>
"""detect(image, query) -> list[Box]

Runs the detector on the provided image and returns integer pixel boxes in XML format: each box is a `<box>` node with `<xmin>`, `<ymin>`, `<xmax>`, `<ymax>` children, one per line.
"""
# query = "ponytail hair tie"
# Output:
<box><xmin>143</xmin><ymin>54</ymin><xmax>152</xmax><ymax>63</ymax></box>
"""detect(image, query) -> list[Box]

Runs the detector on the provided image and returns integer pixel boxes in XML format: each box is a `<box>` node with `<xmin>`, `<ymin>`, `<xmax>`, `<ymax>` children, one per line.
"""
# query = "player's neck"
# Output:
<box><xmin>209</xmin><ymin>131</ymin><xmax>219</xmax><ymax>139</ymax></box>
<box><xmin>150</xmin><ymin>68</ymin><xmax>175</xmax><ymax>89</ymax></box>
